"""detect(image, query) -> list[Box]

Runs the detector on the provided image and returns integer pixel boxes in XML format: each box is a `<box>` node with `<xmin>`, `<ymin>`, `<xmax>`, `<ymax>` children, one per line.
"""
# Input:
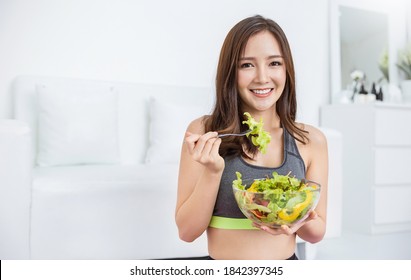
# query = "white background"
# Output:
<box><xmin>0</xmin><ymin>0</ymin><xmax>329</xmax><ymax>125</ymax></box>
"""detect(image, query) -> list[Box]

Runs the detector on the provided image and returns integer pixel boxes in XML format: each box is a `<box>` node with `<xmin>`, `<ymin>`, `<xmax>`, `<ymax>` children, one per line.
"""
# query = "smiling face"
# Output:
<box><xmin>237</xmin><ymin>30</ymin><xmax>286</xmax><ymax>114</ymax></box>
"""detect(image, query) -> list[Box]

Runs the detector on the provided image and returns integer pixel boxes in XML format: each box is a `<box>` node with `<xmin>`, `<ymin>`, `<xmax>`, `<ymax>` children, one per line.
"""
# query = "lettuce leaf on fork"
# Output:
<box><xmin>242</xmin><ymin>112</ymin><xmax>271</xmax><ymax>154</ymax></box>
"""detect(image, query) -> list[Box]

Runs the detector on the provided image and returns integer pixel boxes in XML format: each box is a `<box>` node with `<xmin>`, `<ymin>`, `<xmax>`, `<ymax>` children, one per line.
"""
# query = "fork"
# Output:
<box><xmin>218</xmin><ymin>129</ymin><xmax>252</xmax><ymax>138</ymax></box>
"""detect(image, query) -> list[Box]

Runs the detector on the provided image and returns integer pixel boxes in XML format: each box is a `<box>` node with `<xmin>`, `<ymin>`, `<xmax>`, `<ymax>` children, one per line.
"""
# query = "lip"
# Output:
<box><xmin>250</xmin><ymin>88</ymin><xmax>273</xmax><ymax>97</ymax></box>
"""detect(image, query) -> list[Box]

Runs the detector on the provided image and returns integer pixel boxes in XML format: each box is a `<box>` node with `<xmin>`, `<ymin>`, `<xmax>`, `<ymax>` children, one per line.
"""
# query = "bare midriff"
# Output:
<box><xmin>207</xmin><ymin>227</ymin><xmax>296</xmax><ymax>260</ymax></box>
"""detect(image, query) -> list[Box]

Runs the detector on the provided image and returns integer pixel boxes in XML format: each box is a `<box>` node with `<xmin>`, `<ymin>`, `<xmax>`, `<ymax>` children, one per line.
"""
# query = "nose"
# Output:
<box><xmin>255</xmin><ymin>66</ymin><xmax>269</xmax><ymax>84</ymax></box>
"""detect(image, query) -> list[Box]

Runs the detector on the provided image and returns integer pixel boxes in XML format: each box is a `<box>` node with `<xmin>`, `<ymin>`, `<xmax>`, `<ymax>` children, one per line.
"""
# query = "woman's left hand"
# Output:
<box><xmin>252</xmin><ymin>210</ymin><xmax>318</xmax><ymax>236</ymax></box>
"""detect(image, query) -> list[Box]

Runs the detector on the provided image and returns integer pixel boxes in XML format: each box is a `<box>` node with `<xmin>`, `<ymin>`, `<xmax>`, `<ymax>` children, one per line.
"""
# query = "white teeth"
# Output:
<box><xmin>252</xmin><ymin>89</ymin><xmax>271</xmax><ymax>95</ymax></box>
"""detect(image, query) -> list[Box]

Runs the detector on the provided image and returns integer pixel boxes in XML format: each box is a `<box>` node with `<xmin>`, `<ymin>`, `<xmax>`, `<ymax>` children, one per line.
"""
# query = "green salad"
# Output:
<box><xmin>242</xmin><ymin>112</ymin><xmax>271</xmax><ymax>154</ymax></box>
<box><xmin>232</xmin><ymin>171</ymin><xmax>320</xmax><ymax>226</ymax></box>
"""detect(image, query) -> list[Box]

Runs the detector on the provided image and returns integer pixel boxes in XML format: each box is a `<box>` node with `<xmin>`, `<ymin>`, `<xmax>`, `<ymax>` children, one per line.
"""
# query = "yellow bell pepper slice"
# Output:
<box><xmin>247</xmin><ymin>181</ymin><xmax>260</xmax><ymax>192</ymax></box>
<box><xmin>278</xmin><ymin>190</ymin><xmax>313</xmax><ymax>222</ymax></box>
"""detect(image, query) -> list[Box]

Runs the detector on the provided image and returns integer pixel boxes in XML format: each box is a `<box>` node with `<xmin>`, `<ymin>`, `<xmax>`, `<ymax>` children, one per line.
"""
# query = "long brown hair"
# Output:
<box><xmin>204</xmin><ymin>15</ymin><xmax>308</xmax><ymax>158</ymax></box>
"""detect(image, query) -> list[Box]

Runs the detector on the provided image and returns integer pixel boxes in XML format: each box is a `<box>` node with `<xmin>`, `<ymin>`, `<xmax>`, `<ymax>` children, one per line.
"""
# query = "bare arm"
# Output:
<box><xmin>175</xmin><ymin>118</ymin><xmax>224</xmax><ymax>242</ymax></box>
<box><xmin>296</xmin><ymin>126</ymin><xmax>328</xmax><ymax>243</ymax></box>
<box><xmin>255</xmin><ymin>125</ymin><xmax>328</xmax><ymax>243</ymax></box>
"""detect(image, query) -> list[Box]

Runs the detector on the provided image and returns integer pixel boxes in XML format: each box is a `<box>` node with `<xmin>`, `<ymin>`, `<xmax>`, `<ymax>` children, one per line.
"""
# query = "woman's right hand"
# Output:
<box><xmin>184</xmin><ymin>131</ymin><xmax>224</xmax><ymax>174</ymax></box>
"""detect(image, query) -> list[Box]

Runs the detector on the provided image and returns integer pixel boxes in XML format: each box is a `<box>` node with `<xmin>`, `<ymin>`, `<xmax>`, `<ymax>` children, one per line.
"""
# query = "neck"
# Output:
<box><xmin>246</xmin><ymin>109</ymin><xmax>281</xmax><ymax>130</ymax></box>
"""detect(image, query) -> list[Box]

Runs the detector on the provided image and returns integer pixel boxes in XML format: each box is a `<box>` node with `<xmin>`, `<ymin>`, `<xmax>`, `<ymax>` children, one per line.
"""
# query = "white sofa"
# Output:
<box><xmin>0</xmin><ymin>75</ymin><xmax>342</xmax><ymax>260</ymax></box>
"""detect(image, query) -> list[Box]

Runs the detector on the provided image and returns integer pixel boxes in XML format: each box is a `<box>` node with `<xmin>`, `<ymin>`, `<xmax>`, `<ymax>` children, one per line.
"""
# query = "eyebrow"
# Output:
<box><xmin>239</xmin><ymin>55</ymin><xmax>283</xmax><ymax>61</ymax></box>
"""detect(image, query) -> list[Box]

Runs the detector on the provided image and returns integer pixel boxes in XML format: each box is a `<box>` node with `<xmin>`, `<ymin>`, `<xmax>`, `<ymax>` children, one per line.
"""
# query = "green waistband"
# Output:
<box><xmin>209</xmin><ymin>216</ymin><xmax>258</xmax><ymax>230</ymax></box>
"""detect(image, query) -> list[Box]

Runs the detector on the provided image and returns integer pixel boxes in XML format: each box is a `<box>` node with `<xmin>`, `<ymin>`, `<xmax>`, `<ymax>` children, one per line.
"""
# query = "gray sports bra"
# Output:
<box><xmin>209</xmin><ymin>128</ymin><xmax>306</xmax><ymax>229</ymax></box>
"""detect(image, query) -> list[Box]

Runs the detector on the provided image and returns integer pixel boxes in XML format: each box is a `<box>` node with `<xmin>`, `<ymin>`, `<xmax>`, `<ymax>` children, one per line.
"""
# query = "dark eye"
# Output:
<box><xmin>270</xmin><ymin>61</ymin><xmax>282</xmax><ymax>66</ymax></box>
<box><xmin>240</xmin><ymin>63</ymin><xmax>253</xmax><ymax>68</ymax></box>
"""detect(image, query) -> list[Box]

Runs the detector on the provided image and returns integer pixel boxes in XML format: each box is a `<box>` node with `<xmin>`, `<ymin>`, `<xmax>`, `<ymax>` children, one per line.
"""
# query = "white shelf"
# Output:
<box><xmin>320</xmin><ymin>104</ymin><xmax>411</xmax><ymax>234</ymax></box>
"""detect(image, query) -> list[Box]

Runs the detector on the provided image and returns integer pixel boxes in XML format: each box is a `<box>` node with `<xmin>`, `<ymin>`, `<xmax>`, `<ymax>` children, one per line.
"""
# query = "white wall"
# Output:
<box><xmin>407</xmin><ymin>0</ymin><xmax>411</xmax><ymax>41</ymax></box>
<box><xmin>0</xmin><ymin>0</ymin><xmax>329</xmax><ymax>125</ymax></box>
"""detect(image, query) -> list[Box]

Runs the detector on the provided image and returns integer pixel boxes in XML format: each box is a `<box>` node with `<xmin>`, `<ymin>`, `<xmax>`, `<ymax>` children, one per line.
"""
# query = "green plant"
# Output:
<box><xmin>397</xmin><ymin>44</ymin><xmax>411</xmax><ymax>80</ymax></box>
<box><xmin>378</xmin><ymin>48</ymin><xmax>389</xmax><ymax>82</ymax></box>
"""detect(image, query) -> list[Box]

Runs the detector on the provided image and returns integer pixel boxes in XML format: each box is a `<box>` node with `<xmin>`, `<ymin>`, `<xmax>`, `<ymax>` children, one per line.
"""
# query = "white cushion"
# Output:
<box><xmin>36</xmin><ymin>84</ymin><xmax>120</xmax><ymax>166</ymax></box>
<box><xmin>145</xmin><ymin>97</ymin><xmax>210</xmax><ymax>164</ymax></box>
<box><xmin>13</xmin><ymin>76</ymin><xmax>214</xmax><ymax>165</ymax></box>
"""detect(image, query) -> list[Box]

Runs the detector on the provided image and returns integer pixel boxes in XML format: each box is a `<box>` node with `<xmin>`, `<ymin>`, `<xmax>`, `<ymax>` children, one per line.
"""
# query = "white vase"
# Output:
<box><xmin>400</xmin><ymin>80</ymin><xmax>411</xmax><ymax>103</ymax></box>
<box><xmin>382</xmin><ymin>84</ymin><xmax>402</xmax><ymax>103</ymax></box>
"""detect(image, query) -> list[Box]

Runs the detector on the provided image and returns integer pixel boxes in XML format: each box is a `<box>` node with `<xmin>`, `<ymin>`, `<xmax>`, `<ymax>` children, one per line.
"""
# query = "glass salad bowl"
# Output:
<box><xmin>232</xmin><ymin>172</ymin><xmax>321</xmax><ymax>228</ymax></box>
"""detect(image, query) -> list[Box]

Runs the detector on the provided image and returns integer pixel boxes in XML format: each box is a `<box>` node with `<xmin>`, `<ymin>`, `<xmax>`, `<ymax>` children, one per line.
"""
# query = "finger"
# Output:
<box><xmin>210</xmin><ymin>137</ymin><xmax>222</xmax><ymax>156</ymax></box>
<box><xmin>310</xmin><ymin>210</ymin><xmax>318</xmax><ymax>220</ymax></box>
<box><xmin>185</xmin><ymin>131</ymin><xmax>204</xmax><ymax>143</ymax></box>
<box><xmin>192</xmin><ymin>131</ymin><xmax>218</xmax><ymax>155</ymax></box>
<box><xmin>303</xmin><ymin>210</ymin><xmax>318</xmax><ymax>223</ymax></box>
<box><xmin>184</xmin><ymin>132</ymin><xmax>201</xmax><ymax>154</ymax></box>
<box><xmin>280</xmin><ymin>225</ymin><xmax>293</xmax><ymax>235</ymax></box>
<box><xmin>201</xmin><ymin>137</ymin><xmax>222</xmax><ymax>160</ymax></box>
<box><xmin>200</xmin><ymin>137</ymin><xmax>217</xmax><ymax>158</ymax></box>
<box><xmin>252</xmin><ymin>222</ymin><xmax>262</xmax><ymax>229</ymax></box>
<box><xmin>259</xmin><ymin>225</ymin><xmax>285</xmax><ymax>235</ymax></box>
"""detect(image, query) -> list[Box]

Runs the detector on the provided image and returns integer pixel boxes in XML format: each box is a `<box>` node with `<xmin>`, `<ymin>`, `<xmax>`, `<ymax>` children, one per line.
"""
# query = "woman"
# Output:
<box><xmin>175</xmin><ymin>15</ymin><xmax>328</xmax><ymax>260</ymax></box>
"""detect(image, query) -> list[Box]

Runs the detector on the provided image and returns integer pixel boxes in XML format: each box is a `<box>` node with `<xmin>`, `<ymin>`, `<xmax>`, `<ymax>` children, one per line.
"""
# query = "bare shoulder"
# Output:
<box><xmin>186</xmin><ymin>115</ymin><xmax>209</xmax><ymax>134</ymax></box>
<box><xmin>301</xmin><ymin>123</ymin><xmax>327</xmax><ymax>146</ymax></box>
<box><xmin>296</xmin><ymin>123</ymin><xmax>328</xmax><ymax>174</ymax></box>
